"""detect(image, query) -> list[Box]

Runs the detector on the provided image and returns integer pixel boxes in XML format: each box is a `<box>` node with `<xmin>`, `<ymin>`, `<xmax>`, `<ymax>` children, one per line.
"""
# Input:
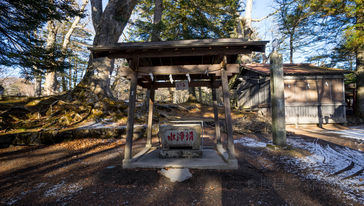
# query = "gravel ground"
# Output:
<box><xmin>0</xmin><ymin>127</ymin><xmax>363</xmax><ymax>206</ymax></box>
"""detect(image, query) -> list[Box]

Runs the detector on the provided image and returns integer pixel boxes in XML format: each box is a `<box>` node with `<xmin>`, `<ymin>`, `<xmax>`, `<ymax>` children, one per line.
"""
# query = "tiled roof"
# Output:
<box><xmin>243</xmin><ymin>63</ymin><xmax>350</xmax><ymax>75</ymax></box>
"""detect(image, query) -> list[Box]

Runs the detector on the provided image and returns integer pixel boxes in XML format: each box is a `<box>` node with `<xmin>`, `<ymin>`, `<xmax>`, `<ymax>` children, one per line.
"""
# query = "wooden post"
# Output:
<box><xmin>124</xmin><ymin>71</ymin><xmax>138</xmax><ymax>163</ymax></box>
<box><xmin>146</xmin><ymin>87</ymin><xmax>155</xmax><ymax>147</ymax></box>
<box><xmin>342</xmin><ymin>78</ymin><xmax>347</xmax><ymax>125</ymax></box>
<box><xmin>211</xmin><ymin>77</ymin><xmax>221</xmax><ymax>145</ymax></box>
<box><xmin>221</xmin><ymin>56</ymin><xmax>235</xmax><ymax>159</ymax></box>
<box><xmin>316</xmin><ymin>79</ymin><xmax>323</xmax><ymax>128</ymax></box>
<box><xmin>270</xmin><ymin>51</ymin><xmax>286</xmax><ymax>146</ymax></box>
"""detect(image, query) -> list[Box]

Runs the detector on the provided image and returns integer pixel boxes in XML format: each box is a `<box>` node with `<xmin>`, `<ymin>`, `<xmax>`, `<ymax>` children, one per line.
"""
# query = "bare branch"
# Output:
<box><xmin>73</xmin><ymin>41</ymin><xmax>92</xmax><ymax>48</ymax></box>
<box><xmin>62</xmin><ymin>0</ymin><xmax>89</xmax><ymax>51</ymax></box>
<box><xmin>252</xmin><ymin>9</ymin><xmax>279</xmax><ymax>22</ymax></box>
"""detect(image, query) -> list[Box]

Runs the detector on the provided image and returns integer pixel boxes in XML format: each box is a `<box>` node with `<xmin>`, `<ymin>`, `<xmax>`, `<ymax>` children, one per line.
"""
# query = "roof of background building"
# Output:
<box><xmin>243</xmin><ymin>63</ymin><xmax>351</xmax><ymax>76</ymax></box>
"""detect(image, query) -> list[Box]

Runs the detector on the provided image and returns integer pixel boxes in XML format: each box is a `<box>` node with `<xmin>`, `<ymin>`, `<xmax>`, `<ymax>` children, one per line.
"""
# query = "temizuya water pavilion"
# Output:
<box><xmin>90</xmin><ymin>38</ymin><xmax>268</xmax><ymax>169</ymax></box>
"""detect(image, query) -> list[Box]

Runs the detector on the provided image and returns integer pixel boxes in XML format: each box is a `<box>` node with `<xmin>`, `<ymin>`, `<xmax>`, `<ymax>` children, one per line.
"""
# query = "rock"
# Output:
<box><xmin>159</xmin><ymin>168</ymin><xmax>192</xmax><ymax>182</ymax></box>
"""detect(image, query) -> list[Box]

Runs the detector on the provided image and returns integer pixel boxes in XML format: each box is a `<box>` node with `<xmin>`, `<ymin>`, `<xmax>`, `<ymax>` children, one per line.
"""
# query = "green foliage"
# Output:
<box><xmin>345</xmin><ymin>72</ymin><xmax>357</xmax><ymax>84</ymax></box>
<box><xmin>58</xmin><ymin>20</ymin><xmax>92</xmax><ymax>90</ymax></box>
<box><xmin>0</xmin><ymin>0</ymin><xmax>81</xmax><ymax>67</ymax></box>
<box><xmin>305</xmin><ymin>0</ymin><xmax>363</xmax><ymax>67</ymax></box>
<box><xmin>18</xmin><ymin>44</ymin><xmax>72</xmax><ymax>78</ymax></box>
<box><xmin>274</xmin><ymin>0</ymin><xmax>312</xmax><ymax>62</ymax></box>
<box><xmin>128</xmin><ymin>0</ymin><xmax>240</xmax><ymax>41</ymax></box>
<box><xmin>275</xmin><ymin>0</ymin><xmax>363</xmax><ymax>68</ymax></box>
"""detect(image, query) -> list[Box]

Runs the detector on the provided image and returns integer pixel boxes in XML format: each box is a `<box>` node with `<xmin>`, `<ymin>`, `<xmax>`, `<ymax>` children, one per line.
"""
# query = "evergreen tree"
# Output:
<box><xmin>128</xmin><ymin>0</ymin><xmax>240</xmax><ymax>41</ymax></box>
<box><xmin>305</xmin><ymin>0</ymin><xmax>363</xmax><ymax>117</ymax></box>
<box><xmin>274</xmin><ymin>0</ymin><xmax>311</xmax><ymax>63</ymax></box>
<box><xmin>275</xmin><ymin>0</ymin><xmax>364</xmax><ymax>117</ymax></box>
<box><xmin>0</xmin><ymin>0</ymin><xmax>80</xmax><ymax>67</ymax></box>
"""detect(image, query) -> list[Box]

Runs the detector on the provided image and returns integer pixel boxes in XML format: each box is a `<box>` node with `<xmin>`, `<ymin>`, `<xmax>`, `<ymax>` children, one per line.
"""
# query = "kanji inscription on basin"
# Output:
<box><xmin>159</xmin><ymin>124</ymin><xmax>202</xmax><ymax>158</ymax></box>
<box><xmin>166</xmin><ymin>130</ymin><xmax>195</xmax><ymax>145</ymax></box>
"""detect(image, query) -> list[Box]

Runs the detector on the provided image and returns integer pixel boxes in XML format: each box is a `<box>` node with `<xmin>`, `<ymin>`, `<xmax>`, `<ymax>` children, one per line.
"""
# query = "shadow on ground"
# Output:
<box><xmin>1</xmin><ymin>132</ymin><xmax>360</xmax><ymax>206</ymax></box>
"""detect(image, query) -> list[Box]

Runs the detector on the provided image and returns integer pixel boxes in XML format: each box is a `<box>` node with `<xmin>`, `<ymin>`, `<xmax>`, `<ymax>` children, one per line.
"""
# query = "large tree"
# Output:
<box><xmin>72</xmin><ymin>0</ymin><xmax>138</xmax><ymax>100</ymax></box>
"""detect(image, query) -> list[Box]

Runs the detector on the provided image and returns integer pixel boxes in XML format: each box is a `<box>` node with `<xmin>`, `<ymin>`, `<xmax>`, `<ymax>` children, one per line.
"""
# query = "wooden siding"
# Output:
<box><xmin>285</xmin><ymin>104</ymin><xmax>346</xmax><ymax>124</ymax></box>
<box><xmin>236</xmin><ymin>77</ymin><xmax>270</xmax><ymax>108</ymax></box>
<box><xmin>236</xmin><ymin>74</ymin><xmax>346</xmax><ymax>124</ymax></box>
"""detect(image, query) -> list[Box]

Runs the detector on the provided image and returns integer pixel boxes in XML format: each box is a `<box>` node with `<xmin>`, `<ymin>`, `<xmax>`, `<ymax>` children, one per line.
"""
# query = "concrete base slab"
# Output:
<box><xmin>123</xmin><ymin>148</ymin><xmax>238</xmax><ymax>170</ymax></box>
<box><xmin>159</xmin><ymin>149</ymin><xmax>202</xmax><ymax>158</ymax></box>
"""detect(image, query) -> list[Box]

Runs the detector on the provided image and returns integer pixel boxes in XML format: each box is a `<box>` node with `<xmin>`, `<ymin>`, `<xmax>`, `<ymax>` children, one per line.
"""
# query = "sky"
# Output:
<box><xmin>248</xmin><ymin>0</ymin><xmax>277</xmax><ymax>56</ymax></box>
<box><xmin>250</xmin><ymin>0</ymin><xmax>276</xmax><ymax>38</ymax></box>
<box><xmin>0</xmin><ymin>0</ymin><xmax>307</xmax><ymax>78</ymax></box>
<box><xmin>248</xmin><ymin>0</ymin><xmax>307</xmax><ymax>63</ymax></box>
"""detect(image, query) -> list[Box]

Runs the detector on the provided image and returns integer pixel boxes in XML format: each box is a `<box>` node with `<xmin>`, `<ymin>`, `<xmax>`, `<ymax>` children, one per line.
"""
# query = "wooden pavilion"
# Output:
<box><xmin>90</xmin><ymin>38</ymin><xmax>268</xmax><ymax>169</ymax></box>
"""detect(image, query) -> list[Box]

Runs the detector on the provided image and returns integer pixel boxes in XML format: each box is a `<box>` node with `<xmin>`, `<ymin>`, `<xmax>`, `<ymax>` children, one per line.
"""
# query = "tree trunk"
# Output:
<box><xmin>356</xmin><ymin>47</ymin><xmax>364</xmax><ymax>118</ymax></box>
<box><xmin>355</xmin><ymin>12</ymin><xmax>364</xmax><ymax>118</ymax></box>
<box><xmin>240</xmin><ymin>0</ymin><xmax>253</xmax><ymax>64</ymax></box>
<box><xmin>44</xmin><ymin>71</ymin><xmax>57</xmax><ymax>95</ymax></box>
<box><xmin>35</xmin><ymin>72</ymin><xmax>42</xmax><ymax>97</ymax></box>
<box><xmin>69</xmin><ymin>66</ymin><xmax>72</xmax><ymax>90</ymax></box>
<box><xmin>198</xmin><ymin>87</ymin><xmax>202</xmax><ymax>102</ymax></box>
<box><xmin>61</xmin><ymin>72</ymin><xmax>67</xmax><ymax>92</ymax></box>
<box><xmin>74</xmin><ymin>0</ymin><xmax>138</xmax><ymax>98</ymax></box>
<box><xmin>245</xmin><ymin>0</ymin><xmax>253</xmax><ymax>29</ymax></box>
<box><xmin>151</xmin><ymin>0</ymin><xmax>163</xmax><ymax>41</ymax></box>
<box><xmin>43</xmin><ymin>21</ymin><xmax>58</xmax><ymax>96</ymax></box>
<box><xmin>289</xmin><ymin>34</ymin><xmax>294</xmax><ymax>63</ymax></box>
<box><xmin>73</xmin><ymin>62</ymin><xmax>78</xmax><ymax>88</ymax></box>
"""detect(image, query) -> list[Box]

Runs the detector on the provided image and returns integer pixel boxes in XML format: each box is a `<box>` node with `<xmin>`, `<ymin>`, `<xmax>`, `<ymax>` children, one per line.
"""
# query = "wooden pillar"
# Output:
<box><xmin>342</xmin><ymin>78</ymin><xmax>347</xmax><ymax>125</ymax></box>
<box><xmin>221</xmin><ymin>56</ymin><xmax>235</xmax><ymax>158</ymax></box>
<box><xmin>270</xmin><ymin>51</ymin><xmax>286</xmax><ymax>146</ymax></box>
<box><xmin>211</xmin><ymin>77</ymin><xmax>221</xmax><ymax>145</ymax></box>
<box><xmin>146</xmin><ymin>87</ymin><xmax>155</xmax><ymax>147</ymax></box>
<box><xmin>124</xmin><ymin>71</ymin><xmax>138</xmax><ymax>162</ymax></box>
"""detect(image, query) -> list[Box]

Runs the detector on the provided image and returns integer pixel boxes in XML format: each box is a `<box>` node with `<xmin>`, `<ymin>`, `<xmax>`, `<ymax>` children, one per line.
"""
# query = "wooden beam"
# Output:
<box><xmin>123</xmin><ymin>58</ymin><xmax>138</xmax><ymax>163</ymax></box>
<box><xmin>137</xmin><ymin>73</ymin><xmax>235</xmax><ymax>80</ymax></box>
<box><xmin>137</xmin><ymin>79</ymin><xmax>148</xmax><ymax>87</ymax></box>
<box><xmin>141</xmin><ymin>74</ymin><xmax>213</xmax><ymax>80</ymax></box>
<box><xmin>211</xmin><ymin>77</ymin><xmax>221</xmax><ymax>145</ymax></box>
<box><xmin>91</xmin><ymin>38</ymin><xmax>268</xmax><ymax>51</ymax></box>
<box><xmin>283</xmin><ymin>75</ymin><xmax>345</xmax><ymax>80</ymax></box>
<box><xmin>141</xmin><ymin>80</ymin><xmax>222</xmax><ymax>88</ymax></box>
<box><xmin>137</xmin><ymin>64</ymin><xmax>239</xmax><ymax>75</ymax></box>
<box><xmin>221</xmin><ymin>56</ymin><xmax>235</xmax><ymax>159</ymax></box>
<box><xmin>118</xmin><ymin>64</ymin><xmax>239</xmax><ymax>79</ymax></box>
<box><xmin>270</xmin><ymin>51</ymin><xmax>286</xmax><ymax>146</ymax></box>
<box><xmin>93</xmin><ymin>46</ymin><xmax>261</xmax><ymax>59</ymax></box>
<box><xmin>146</xmin><ymin>87</ymin><xmax>155</xmax><ymax>147</ymax></box>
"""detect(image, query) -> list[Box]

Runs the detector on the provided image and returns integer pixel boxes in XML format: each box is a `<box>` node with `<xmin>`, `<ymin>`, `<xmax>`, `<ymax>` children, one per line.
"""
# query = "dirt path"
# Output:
<box><xmin>287</xmin><ymin>124</ymin><xmax>364</xmax><ymax>152</ymax></box>
<box><xmin>0</xmin><ymin>128</ymin><xmax>362</xmax><ymax>206</ymax></box>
